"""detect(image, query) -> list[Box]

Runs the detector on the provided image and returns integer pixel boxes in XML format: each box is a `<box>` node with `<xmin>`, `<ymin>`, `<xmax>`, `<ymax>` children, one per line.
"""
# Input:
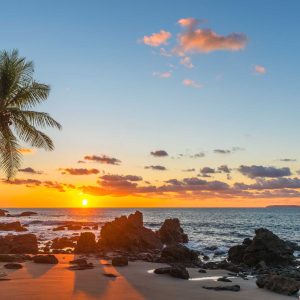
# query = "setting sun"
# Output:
<box><xmin>82</xmin><ymin>199</ymin><xmax>88</xmax><ymax>206</ymax></box>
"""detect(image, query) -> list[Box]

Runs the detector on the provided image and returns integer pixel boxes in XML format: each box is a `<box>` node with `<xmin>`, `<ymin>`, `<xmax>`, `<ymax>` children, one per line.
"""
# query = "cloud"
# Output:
<box><xmin>279</xmin><ymin>158</ymin><xmax>296</xmax><ymax>162</ymax></box>
<box><xmin>218</xmin><ymin>165</ymin><xmax>231</xmax><ymax>174</ymax></box>
<box><xmin>234</xmin><ymin>177</ymin><xmax>300</xmax><ymax>190</ymax></box>
<box><xmin>150</xmin><ymin>150</ymin><xmax>168</xmax><ymax>157</ymax></box>
<box><xmin>254</xmin><ymin>65</ymin><xmax>266</xmax><ymax>74</ymax></box>
<box><xmin>5</xmin><ymin>178</ymin><xmax>42</xmax><ymax>187</ymax></box>
<box><xmin>77</xmin><ymin>160</ymin><xmax>86</xmax><ymax>164</ymax></box>
<box><xmin>176</xmin><ymin>18</ymin><xmax>247</xmax><ymax>54</ymax></box>
<box><xmin>83</xmin><ymin>155</ymin><xmax>121</xmax><ymax>165</ymax></box>
<box><xmin>59</xmin><ymin>168</ymin><xmax>100</xmax><ymax>175</ymax></box>
<box><xmin>18</xmin><ymin>148</ymin><xmax>34</xmax><ymax>155</ymax></box>
<box><xmin>100</xmin><ymin>174</ymin><xmax>143</xmax><ymax>182</ymax></box>
<box><xmin>142</xmin><ymin>30</ymin><xmax>172</xmax><ymax>47</ymax></box>
<box><xmin>159</xmin><ymin>48</ymin><xmax>172</xmax><ymax>57</ymax></box>
<box><xmin>145</xmin><ymin>165</ymin><xmax>167</xmax><ymax>171</ymax></box>
<box><xmin>18</xmin><ymin>167</ymin><xmax>43</xmax><ymax>175</ymax></box>
<box><xmin>153</xmin><ymin>71</ymin><xmax>172</xmax><ymax>78</ymax></box>
<box><xmin>183</xmin><ymin>79</ymin><xmax>202</xmax><ymax>89</ymax></box>
<box><xmin>182</xmin><ymin>168</ymin><xmax>195</xmax><ymax>172</ymax></box>
<box><xmin>214</xmin><ymin>149</ymin><xmax>231</xmax><ymax>154</ymax></box>
<box><xmin>199</xmin><ymin>167</ymin><xmax>215</xmax><ymax>177</ymax></box>
<box><xmin>180</xmin><ymin>56</ymin><xmax>194</xmax><ymax>69</ymax></box>
<box><xmin>238</xmin><ymin>165</ymin><xmax>291</xmax><ymax>178</ymax></box>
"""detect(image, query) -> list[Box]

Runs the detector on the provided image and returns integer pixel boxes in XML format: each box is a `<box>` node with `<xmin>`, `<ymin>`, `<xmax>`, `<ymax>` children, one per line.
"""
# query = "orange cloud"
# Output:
<box><xmin>254</xmin><ymin>65</ymin><xmax>266</xmax><ymax>74</ymax></box>
<box><xmin>18</xmin><ymin>148</ymin><xmax>34</xmax><ymax>155</ymax></box>
<box><xmin>183</xmin><ymin>79</ymin><xmax>202</xmax><ymax>89</ymax></box>
<box><xmin>176</xmin><ymin>18</ymin><xmax>247</xmax><ymax>54</ymax></box>
<box><xmin>143</xmin><ymin>30</ymin><xmax>172</xmax><ymax>47</ymax></box>
<box><xmin>83</xmin><ymin>155</ymin><xmax>121</xmax><ymax>165</ymax></box>
<box><xmin>59</xmin><ymin>168</ymin><xmax>100</xmax><ymax>175</ymax></box>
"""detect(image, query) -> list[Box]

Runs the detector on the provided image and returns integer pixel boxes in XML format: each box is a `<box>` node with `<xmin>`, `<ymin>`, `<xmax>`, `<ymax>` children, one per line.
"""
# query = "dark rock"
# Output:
<box><xmin>53</xmin><ymin>226</ymin><xmax>65</xmax><ymax>231</ymax></box>
<box><xmin>103</xmin><ymin>273</ymin><xmax>118</xmax><ymax>278</ymax></box>
<box><xmin>4</xmin><ymin>263</ymin><xmax>23</xmax><ymax>269</ymax></box>
<box><xmin>243</xmin><ymin>238</ymin><xmax>252</xmax><ymax>246</ymax></box>
<box><xmin>160</xmin><ymin>244</ymin><xmax>199</xmax><ymax>264</ymax></box>
<box><xmin>228</xmin><ymin>228</ymin><xmax>295</xmax><ymax>267</ymax></box>
<box><xmin>0</xmin><ymin>209</ymin><xmax>7</xmax><ymax>216</ymax></box>
<box><xmin>217</xmin><ymin>276</ymin><xmax>232</xmax><ymax>282</ymax></box>
<box><xmin>205</xmin><ymin>245</ymin><xmax>218</xmax><ymax>251</ymax></box>
<box><xmin>203</xmin><ymin>285</ymin><xmax>240</xmax><ymax>292</ymax></box>
<box><xmin>6</xmin><ymin>211</ymin><xmax>37</xmax><ymax>217</ymax></box>
<box><xmin>69</xmin><ymin>258</ymin><xmax>94</xmax><ymax>270</ymax></box>
<box><xmin>112</xmin><ymin>256</ymin><xmax>128</xmax><ymax>267</ymax></box>
<box><xmin>157</xmin><ymin>218</ymin><xmax>188</xmax><ymax>245</ymax></box>
<box><xmin>74</xmin><ymin>232</ymin><xmax>97</xmax><ymax>253</ymax></box>
<box><xmin>51</xmin><ymin>237</ymin><xmax>76</xmax><ymax>249</ymax></box>
<box><xmin>0</xmin><ymin>221</ymin><xmax>27</xmax><ymax>232</ymax></box>
<box><xmin>154</xmin><ymin>267</ymin><xmax>171</xmax><ymax>274</ymax></box>
<box><xmin>0</xmin><ymin>234</ymin><xmax>38</xmax><ymax>254</ymax></box>
<box><xmin>92</xmin><ymin>225</ymin><xmax>98</xmax><ymax>230</ymax></box>
<box><xmin>285</xmin><ymin>240</ymin><xmax>300</xmax><ymax>251</ymax></box>
<box><xmin>256</xmin><ymin>274</ymin><xmax>300</xmax><ymax>296</ymax></box>
<box><xmin>203</xmin><ymin>255</ymin><xmax>210</xmax><ymax>261</ymax></box>
<box><xmin>169</xmin><ymin>265</ymin><xmax>189</xmax><ymax>279</ymax></box>
<box><xmin>198</xmin><ymin>269</ymin><xmax>207</xmax><ymax>273</ymax></box>
<box><xmin>66</xmin><ymin>224</ymin><xmax>81</xmax><ymax>230</ymax></box>
<box><xmin>32</xmin><ymin>255</ymin><xmax>58</xmax><ymax>264</ymax></box>
<box><xmin>99</xmin><ymin>211</ymin><xmax>162</xmax><ymax>252</ymax></box>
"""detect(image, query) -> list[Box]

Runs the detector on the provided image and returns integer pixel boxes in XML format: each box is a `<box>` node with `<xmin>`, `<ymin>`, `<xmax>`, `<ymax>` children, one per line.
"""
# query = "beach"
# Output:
<box><xmin>0</xmin><ymin>254</ymin><xmax>291</xmax><ymax>300</ymax></box>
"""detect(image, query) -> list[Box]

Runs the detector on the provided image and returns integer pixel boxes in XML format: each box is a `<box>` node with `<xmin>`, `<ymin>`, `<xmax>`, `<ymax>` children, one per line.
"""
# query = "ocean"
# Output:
<box><xmin>1</xmin><ymin>207</ymin><xmax>299</xmax><ymax>259</ymax></box>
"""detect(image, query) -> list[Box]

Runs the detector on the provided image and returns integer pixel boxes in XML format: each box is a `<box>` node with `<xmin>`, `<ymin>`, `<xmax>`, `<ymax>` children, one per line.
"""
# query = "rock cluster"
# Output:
<box><xmin>98</xmin><ymin>211</ymin><xmax>162</xmax><ymax>252</ymax></box>
<box><xmin>228</xmin><ymin>228</ymin><xmax>295</xmax><ymax>267</ymax></box>
<box><xmin>0</xmin><ymin>221</ymin><xmax>27</xmax><ymax>232</ymax></box>
<box><xmin>157</xmin><ymin>218</ymin><xmax>188</xmax><ymax>245</ymax></box>
<box><xmin>33</xmin><ymin>255</ymin><xmax>58</xmax><ymax>264</ymax></box>
<box><xmin>0</xmin><ymin>234</ymin><xmax>38</xmax><ymax>254</ymax></box>
<box><xmin>74</xmin><ymin>232</ymin><xmax>97</xmax><ymax>253</ymax></box>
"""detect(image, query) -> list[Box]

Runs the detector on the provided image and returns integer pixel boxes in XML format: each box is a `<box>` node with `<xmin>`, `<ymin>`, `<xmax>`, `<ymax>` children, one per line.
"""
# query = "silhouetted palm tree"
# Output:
<box><xmin>0</xmin><ymin>50</ymin><xmax>61</xmax><ymax>179</ymax></box>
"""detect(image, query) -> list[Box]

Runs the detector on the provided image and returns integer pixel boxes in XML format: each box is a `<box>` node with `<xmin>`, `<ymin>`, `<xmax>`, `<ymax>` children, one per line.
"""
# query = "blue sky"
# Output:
<box><xmin>1</xmin><ymin>0</ymin><xmax>300</xmax><ymax>207</ymax></box>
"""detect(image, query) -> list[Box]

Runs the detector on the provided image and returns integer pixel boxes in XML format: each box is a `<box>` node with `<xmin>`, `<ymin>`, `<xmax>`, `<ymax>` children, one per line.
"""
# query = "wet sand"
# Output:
<box><xmin>0</xmin><ymin>254</ymin><xmax>291</xmax><ymax>300</ymax></box>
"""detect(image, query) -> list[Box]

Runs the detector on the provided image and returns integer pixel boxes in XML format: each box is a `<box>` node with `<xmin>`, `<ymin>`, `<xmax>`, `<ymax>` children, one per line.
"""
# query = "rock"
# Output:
<box><xmin>69</xmin><ymin>258</ymin><xmax>94</xmax><ymax>270</ymax></box>
<box><xmin>74</xmin><ymin>232</ymin><xmax>97</xmax><ymax>253</ymax></box>
<box><xmin>103</xmin><ymin>273</ymin><xmax>118</xmax><ymax>278</ymax></box>
<box><xmin>112</xmin><ymin>256</ymin><xmax>128</xmax><ymax>267</ymax></box>
<box><xmin>203</xmin><ymin>285</ymin><xmax>240</xmax><ymax>292</ymax></box>
<box><xmin>154</xmin><ymin>267</ymin><xmax>171</xmax><ymax>274</ymax></box>
<box><xmin>66</xmin><ymin>224</ymin><xmax>81</xmax><ymax>230</ymax></box>
<box><xmin>205</xmin><ymin>245</ymin><xmax>218</xmax><ymax>251</ymax></box>
<box><xmin>0</xmin><ymin>221</ymin><xmax>27</xmax><ymax>232</ymax></box>
<box><xmin>99</xmin><ymin>211</ymin><xmax>162</xmax><ymax>252</ymax></box>
<box><xmin>256</xmin><ymin>274</ymin><xmax>300</xmax><ymax>296</ymax></box>
<box><xmin>198</xmin><ymin>269</ymin><xmax>207</xmax><ymax>273</ymax></box>
<box><xmin>6</xmin><ymin>211</ymin><xmax>37</xmax><ymax>217</ymax></box>
<box><xmin>203</xmin><ymin>255</ymin><xmax>210</xmax><ymax>261</ymax></box>
<box><xmin>285</xmin><ymin>240</ymin><xmax>300</xmax><ymax>251</ymax></box>
<box><xmin>157</xmin><ymin>218</ymin><xmax>188</xmax><ymax>245</ymax></box>
<box><xmin>51</xmin><ymin>237</ymin><xmax>76</xmax><ymax>249</ymax></box>
<box><xmin>243</xmin><ymin>238</ymin><xmax>252</xmax><ymax>246</ymax></box>
<box><xmin>160</xmin><ymin>244</ymin><xmax>199</xmax><ymax>265</ymax></box>
<box><xmin>169</xmin><ymin>265</ymin><xmax>189</xmax><ymax>279</ymax></box>
<box><xmin>214</xmin><ymin>249</ymin><xmax>227</xmax><ymax>256</ymax></box>
<box><xmin>217</xmin><ymin>276</ymin><xmax>232</xmax><ymax>282</ymax></box>
<box><xmin>0</xmin><ymin>234</ymin><xmax>38</xmax><ymax>254</ymax></box>
<box><xmin>0</xmin><ymin>209</ymin><xmax>7</xmax><ymax>216</ymax></box>
<box><xmin>92</xmin><ymin>225</ymin><xmax>98</xmax><ymax>230</ymax></box>
<box><xmin>32</xmin><ymin>255</ymin><xmax>58</xmax><ymax>264</ymax></box>
<box><xmin>228</xmin><ymin>228</ymin><xmax>295</xmax><ymax>267</ymax></box>
<box><xmin>4</xmin><ymin>263</ymin><xmax>23</xmax><ymax>269</ymax></box>
<box><xmin>53</xmin><ymin>226</ymin><xmax>65</xmax><ymax>231</ymax></box>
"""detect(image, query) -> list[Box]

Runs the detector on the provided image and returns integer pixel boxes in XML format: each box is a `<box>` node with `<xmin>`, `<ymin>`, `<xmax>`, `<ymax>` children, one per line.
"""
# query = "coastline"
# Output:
<box><xmin>0</xmin><ymin>254</ymin><xmax>291</xmax><ymax>300</ymax></box>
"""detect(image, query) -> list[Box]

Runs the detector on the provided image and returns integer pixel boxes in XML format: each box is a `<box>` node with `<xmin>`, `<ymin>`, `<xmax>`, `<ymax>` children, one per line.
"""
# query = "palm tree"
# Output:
<box><xmin>0</xmin><ymin>50</ymin><xmax>61</xmax><ymax>179</ymax></box>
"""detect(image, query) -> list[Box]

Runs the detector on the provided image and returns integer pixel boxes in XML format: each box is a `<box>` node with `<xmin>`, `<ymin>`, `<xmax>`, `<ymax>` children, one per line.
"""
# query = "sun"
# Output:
<box><xmin>82</xmin><ymin>199</ymin><xmax>88</xmax><ymax>207</ymax></box>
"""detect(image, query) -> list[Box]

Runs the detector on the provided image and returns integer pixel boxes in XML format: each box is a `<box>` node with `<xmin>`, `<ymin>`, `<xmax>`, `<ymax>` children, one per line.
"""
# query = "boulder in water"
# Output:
<box><xmin>0</xmin><ymin>221</ymin><xmax>27</xmax><ymax>232</ymax></box>
<box><xmin>33</xmin><ymin>255</ymin><xmax>58</xmax><ymax>264</ymax></box>
<box><xmin>98</xmin><ymin>211</ymin><xmax>162</xmax><ymax>252</ymax></box>
<box><xmin>0</xmin><ymin>234</ymin><xmax>38</xmax><ymax>254</ymax></box>
<box><xmin>157</xmin><ymin>218</ymin><xmax>188</xmax><ymax>245</ymax></box>
<box><xmin>160</xmin><ymin>244</ymin><xmax>199</xmax><ymax>265</ymax></box>
<box><xmin>112</xmin><ymin>256</ymin><xmax>128</xmax><ymax>267</ymax></box>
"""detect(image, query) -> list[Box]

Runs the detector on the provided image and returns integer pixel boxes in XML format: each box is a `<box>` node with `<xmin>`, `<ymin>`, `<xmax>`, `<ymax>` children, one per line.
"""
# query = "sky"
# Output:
<box><xmin>1</xmin><ymin>0</ymin><xmax>300</xmax><ymax>207</ymax></box>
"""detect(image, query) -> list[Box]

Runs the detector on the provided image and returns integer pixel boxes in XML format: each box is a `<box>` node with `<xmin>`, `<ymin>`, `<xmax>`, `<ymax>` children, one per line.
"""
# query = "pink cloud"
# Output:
<box><xmin>153</xmin><ymin>71</ymin><xmax>172</xmax><ymax>78</ymax></box>
<box><xmin>142</xmin><ymin>30</ymin><xmax>172</xmax><ymax>47</ymax></box>
<box><xmin>254</xmin><ymin>65</ymin><xmax>266</xmax><ymax>74</ymax></box>
<box><xmin>176</xmin><ymin>18</ymin><xmax>247</xmax><ymax>54</ymax></box>
<box><xmin>183</xmin><ymin>79</ymin><xmax>203</xmax><ymax>89</ymax></box>
<box><xmin>180</xmin><ymin>56</ymin><xmax>194</xmax><ymax>69</ymax></box>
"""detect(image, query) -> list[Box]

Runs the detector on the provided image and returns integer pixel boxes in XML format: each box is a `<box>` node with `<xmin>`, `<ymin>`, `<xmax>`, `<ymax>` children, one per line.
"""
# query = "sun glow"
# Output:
<box><xmin>82</xmin><ymin>199</ymin><xmax>88</xmax><ymax>206</ymax></box>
